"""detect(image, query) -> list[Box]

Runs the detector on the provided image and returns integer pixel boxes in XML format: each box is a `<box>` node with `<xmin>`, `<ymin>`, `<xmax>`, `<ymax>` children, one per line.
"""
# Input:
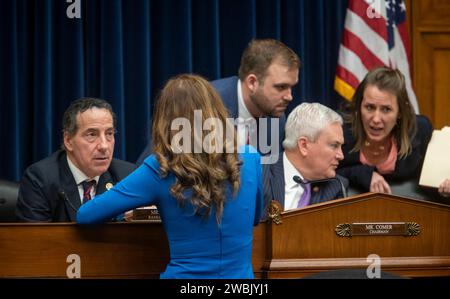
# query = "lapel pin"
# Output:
<box><xmin>106</xmin><ymin>182</ymin><xmax>114</xmax><ymax>190</ymax></box>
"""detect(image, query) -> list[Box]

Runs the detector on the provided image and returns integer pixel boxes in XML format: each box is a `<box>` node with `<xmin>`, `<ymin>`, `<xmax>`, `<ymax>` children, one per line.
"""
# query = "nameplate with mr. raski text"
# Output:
<box><xmin>335</xmin><ymin>222</ymin><xmax>421</xmax><ymax>237</ymax></box>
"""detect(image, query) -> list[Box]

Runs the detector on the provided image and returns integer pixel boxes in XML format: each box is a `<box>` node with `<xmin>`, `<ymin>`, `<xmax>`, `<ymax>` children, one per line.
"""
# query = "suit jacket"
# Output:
<box><xmin>337</xmin><ymin>115</ymin><xmax>433</xmax><ymax>190</ymax></box>
<box><xmin>136</xmin><ymin>76</ymin><xmax>286</xmax><ymax>164</ymax></box>
<box><xmin>16</xmin><ymin>150</ymin><xmax>136</xmax><ymax>222</ymax></box>
<box><xmin>262</xmin><ymin>152</ymin><xmax>348</xmax><ymax>211</ymax></box>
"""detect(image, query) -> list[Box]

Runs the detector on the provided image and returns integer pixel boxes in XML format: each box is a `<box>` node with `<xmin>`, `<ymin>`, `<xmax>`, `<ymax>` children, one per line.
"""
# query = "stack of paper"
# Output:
<box><xmin>419</xmin><ymin>127</ymin><xmax>450</xmax><ymax>188</ymax></box>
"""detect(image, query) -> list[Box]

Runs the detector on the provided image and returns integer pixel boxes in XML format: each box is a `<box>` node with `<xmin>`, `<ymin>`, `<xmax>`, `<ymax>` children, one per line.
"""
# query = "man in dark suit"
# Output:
<box><xmin>137</xmin><ymin>38</ymin><xmax>300</xmax><ymax>165</ymax></box>
<box><xmin>16</xmin><ymin>98</ymin><xmax>136</xmax><ymax>222</ymax></box>
<box><xmin>263</xmin><ymin>103</ymin><xmax>348</xmax><ymax>211</ymax></box>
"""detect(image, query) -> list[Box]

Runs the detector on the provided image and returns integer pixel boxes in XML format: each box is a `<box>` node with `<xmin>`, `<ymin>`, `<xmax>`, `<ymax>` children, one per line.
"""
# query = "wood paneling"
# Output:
<box><xmin>0</xmin><ymin>222</ymin><xmax>169</xmax><ymax>278</ymax></box>
<box><xmin>434</xmin><ymin>48</ymin><xmax>450</xmax><ymax>127</ymax></box>
<box><xmin>263</xmin><ymin>193</ymin><xmax>450</xmax><ymax>278</ymax></box>
<box><xmin>1</xmin><ymin>194</ymin><xmax>449</xmax><ymax>279</ymax></box>
<box><xmin>415</xmin><ymin>0</ymin><xmax>450</xmax><ymax>26</ymax></box>
<box><xmin>412</xmin><ymin>0</ymin><xmax>450</xmax><ymax>128</ymax></box>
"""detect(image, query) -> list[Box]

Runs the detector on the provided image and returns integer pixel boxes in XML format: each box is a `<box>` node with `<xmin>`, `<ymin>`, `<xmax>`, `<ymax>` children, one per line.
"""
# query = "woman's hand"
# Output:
<box><xmin>438</xmin><ymin>179</ymin><xmax>450</xmax><ymax>197</ymax></box>
<box><xmin>370</xmin><ymin>171</ymin><xmax>392</xmax><ymax>194</ymax></box>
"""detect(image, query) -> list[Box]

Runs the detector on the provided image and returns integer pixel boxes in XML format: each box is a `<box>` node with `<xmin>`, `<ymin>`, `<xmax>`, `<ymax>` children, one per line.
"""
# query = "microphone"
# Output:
<box><xmin>293</xmin><ymin>176</ymin><xmax>347</xmax><ymax>198</ymax></box>
<box><xmin>58</xmin><ymin>189</ymin><xmax>78</xmax><ymax>212</ymax></box>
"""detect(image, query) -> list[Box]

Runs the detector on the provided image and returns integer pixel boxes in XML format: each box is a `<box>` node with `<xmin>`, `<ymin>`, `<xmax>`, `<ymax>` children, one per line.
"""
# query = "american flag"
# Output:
<box><xmin>335</xmin><ymin>0</ymin><xmax>419</xmax><ymax>113</ymax></box>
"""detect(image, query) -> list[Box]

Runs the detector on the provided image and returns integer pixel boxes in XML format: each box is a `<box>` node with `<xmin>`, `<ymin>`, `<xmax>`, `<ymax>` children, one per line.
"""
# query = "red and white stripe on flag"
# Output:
<box><xmin>335</xmin><ymin>0</ymin><xmax>419</xmax><ymax>113</ymax></box>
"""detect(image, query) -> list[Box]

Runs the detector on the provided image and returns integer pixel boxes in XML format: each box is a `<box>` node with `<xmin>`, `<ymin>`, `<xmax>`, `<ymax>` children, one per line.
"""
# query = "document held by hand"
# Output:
<box><xmin>419</xmin><ymin>127</ymin><xmax>450</xmax><ymax>188</ymax></box>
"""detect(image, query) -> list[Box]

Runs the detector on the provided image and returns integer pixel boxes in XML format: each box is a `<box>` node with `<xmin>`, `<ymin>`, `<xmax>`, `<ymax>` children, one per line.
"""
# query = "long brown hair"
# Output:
<box><xmin>151</xmin><ymin>74</ymin><xmax>241</xmax><ymax>223</ymax></box>
<box><xmin>345</xmin><ymin>67</ymin><xmax>416</xmax><ymax>159</ymax></box>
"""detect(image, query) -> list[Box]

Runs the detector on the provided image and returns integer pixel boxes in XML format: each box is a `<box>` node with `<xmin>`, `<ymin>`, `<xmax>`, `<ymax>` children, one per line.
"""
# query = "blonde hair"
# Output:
<box><xmin>151</xmin><ymin>74</ymin><xmax>241</xmax><ymax>223</ymax></box>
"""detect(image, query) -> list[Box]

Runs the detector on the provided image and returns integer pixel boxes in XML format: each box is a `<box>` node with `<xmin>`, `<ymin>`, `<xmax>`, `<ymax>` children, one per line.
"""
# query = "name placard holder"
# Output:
<box><xmin>335</xmin><ymin>222</ymin><xmax>421</xmax><ymax>237</ymax></box>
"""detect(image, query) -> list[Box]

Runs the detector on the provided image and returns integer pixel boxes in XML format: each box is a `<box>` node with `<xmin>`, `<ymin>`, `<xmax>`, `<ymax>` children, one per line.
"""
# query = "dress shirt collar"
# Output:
<box><xmin>283</xmin><ymin>152</ymin><xmax>305</xmax><ymax>190</ymax></box>
<box><xmin>66</xmin><ymin>155</ymin><xmax>100</xmax><ymax>186</ymax></box>
<box><xmin>283</xmin><ymin>152</ymin><xmax>309</xmax><ymax>210</ymax></box>
<box><xmin>237</xmin><ymin>79</ymin><xmax>254</xmax><ymax>121</ymax></box>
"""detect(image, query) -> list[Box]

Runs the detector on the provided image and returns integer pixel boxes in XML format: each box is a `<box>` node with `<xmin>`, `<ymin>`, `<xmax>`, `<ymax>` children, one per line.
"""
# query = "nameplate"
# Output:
<box><xmin>335</xmin><ymin>222</ymin><xmax>421</xmax><ymax>237</ymax></box>
<box><xmin>132</xmin><ymin>206</ymin><xmax>161</xmax><ymax>222</ymax></box>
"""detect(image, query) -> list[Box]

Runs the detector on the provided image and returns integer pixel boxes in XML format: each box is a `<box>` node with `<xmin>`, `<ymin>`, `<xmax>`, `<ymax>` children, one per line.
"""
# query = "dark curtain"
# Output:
<box><xmin>0</xmin><ymin>0</ymin><xmax>348</xmax><ymax>182</ymax></box>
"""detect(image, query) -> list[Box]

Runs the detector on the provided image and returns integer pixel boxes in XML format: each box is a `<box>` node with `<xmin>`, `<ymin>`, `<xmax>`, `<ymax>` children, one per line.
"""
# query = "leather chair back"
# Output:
<box><xmin>0</xmin><ymin>179</ymin><xmax>19</xmax><ymax>222</ymax></box>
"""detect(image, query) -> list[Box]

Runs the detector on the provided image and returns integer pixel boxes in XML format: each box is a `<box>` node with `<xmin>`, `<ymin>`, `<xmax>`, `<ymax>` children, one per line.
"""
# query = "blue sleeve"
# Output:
<box><xmin>77</xmin><ymin>156</ymin><xmax>161</xmax><ymax>224</ymax></box>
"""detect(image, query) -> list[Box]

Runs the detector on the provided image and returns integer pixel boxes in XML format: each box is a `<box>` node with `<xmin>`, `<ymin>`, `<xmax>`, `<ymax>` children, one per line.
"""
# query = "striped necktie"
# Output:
<box><xmin>297</xmin><ymin>182</ymin><xmax>311</xmax><ymax>208</ymax></box>
<box><xmin>293</xmin><ymin>176</ymin><xmax>311</xmax><ymax>208</ymax></box>
<box><xmin>81</xmin><ymin>180</ymin><xmax>96</xmax><ymax>204</ymax></box>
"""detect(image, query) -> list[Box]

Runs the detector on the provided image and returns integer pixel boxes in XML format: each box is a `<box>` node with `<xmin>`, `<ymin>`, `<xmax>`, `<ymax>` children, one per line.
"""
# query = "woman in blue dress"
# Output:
<box><xmin>77</xmin><ymin>74</ymin><xmax>263</xmax><ymax>278</ymax></box>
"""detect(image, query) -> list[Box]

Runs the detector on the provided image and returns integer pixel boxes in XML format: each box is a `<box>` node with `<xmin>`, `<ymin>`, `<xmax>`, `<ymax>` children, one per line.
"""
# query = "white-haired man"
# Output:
<box><xmin>263</xmin><ymin>102</ymin><xmax>348</xmax><ymax>211</ymax></box>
